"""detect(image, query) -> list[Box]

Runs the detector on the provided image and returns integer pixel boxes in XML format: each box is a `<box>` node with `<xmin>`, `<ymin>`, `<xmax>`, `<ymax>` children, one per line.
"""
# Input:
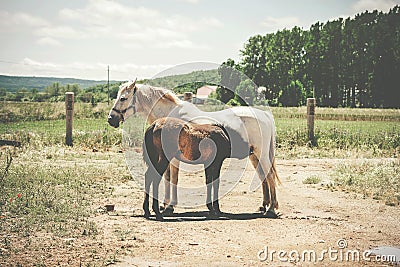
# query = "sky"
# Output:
<box><xmin>0</xmin><ymin>0</ymin><xmax>398</xmax><ymax>80</ymax></box>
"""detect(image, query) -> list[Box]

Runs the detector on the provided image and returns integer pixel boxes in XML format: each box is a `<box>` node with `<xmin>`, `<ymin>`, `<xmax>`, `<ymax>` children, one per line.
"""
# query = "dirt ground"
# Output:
<box><xmin>84</xmin><ymin>157</ymin><xmax>399</xmax><ymax>267</ymax></box>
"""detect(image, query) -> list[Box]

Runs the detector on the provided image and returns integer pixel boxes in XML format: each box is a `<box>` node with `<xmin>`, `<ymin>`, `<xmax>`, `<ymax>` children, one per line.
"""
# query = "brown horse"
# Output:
<box><xmin>142</xmin><ymin>117</ymin><xmax>242</xmax><ymax>220</ymax></box>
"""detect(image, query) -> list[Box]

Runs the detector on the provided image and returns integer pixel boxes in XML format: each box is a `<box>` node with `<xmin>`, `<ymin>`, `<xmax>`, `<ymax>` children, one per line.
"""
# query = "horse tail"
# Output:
<box><xmin>269</xmin><ymin>131</ymin><xmax>281</xmax><ymax>186</ymax></box>
<box><xmin>271</xmin><ymin>158</ymin><xmax>281</xmax><ymax>185</ymax></box>
<box><xmin>142</xmin><ymin>123</ymin><xmax>158</xmax><ymax>167</ymax></box>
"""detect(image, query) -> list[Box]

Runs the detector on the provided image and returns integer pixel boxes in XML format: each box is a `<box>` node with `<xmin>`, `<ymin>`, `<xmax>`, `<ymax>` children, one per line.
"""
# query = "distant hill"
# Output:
<box><xmin>0</xmin><ymin>75</ymin><xmax>121</xmax><ymax>92</ymax></box>
<box><xmin>0</xmin><ymin>69</ymin><xmax>220</xmax><ymax>93</ymax></box>
<box><xmin>145</xmin><ymin>69</ymin><xmax>219</xmax><ymax>90</ymax></box>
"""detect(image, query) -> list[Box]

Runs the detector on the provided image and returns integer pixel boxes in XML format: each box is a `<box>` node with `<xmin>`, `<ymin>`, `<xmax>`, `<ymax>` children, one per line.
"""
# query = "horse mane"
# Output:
<box><xmin>136</xmin><ymin>84</ymin><xmax>182</xmax><ymax>105</ymax></box>
<box><xmin>118</xmin><ymin>81</ymin><xmax>182</xmax><ymax>105</ymax></box>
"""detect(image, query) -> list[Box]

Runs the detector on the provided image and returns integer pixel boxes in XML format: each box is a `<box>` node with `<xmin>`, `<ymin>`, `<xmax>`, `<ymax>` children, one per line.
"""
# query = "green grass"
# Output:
<box><xmin>303</xmin><ymin>175</ymin><xmax>322</xmax><ymax>184</ymax></box>
<box><xmin>332</xmin><ymin>160</ymin><xmax>400</xmax><ymax>205</ymax></box>
<box><xmin>0</xmin><ymin>116</ymin><xmax>145</xmax><ymax>150</ymax></box>
<box><xmin>268</xmin><ymin>106</ymin><xmax>400</xmax><ymax>121</ymax></box>
<box><xmin>275</xmin><ymin>119</ymin><xmax>399</xmax><ymax>157</ymax></box>
<box><xmin>0</xmin><ymin>102</ymin><xmax>113</xmax><ymax>123</ymax></box>
<box><xmin>0</xmin><ymin>102</ymin><xmax>399</xmax><ymax>157</ymax></box>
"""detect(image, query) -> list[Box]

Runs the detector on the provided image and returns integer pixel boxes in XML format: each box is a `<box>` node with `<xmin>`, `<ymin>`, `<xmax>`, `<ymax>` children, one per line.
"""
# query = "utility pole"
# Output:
<box><xmin>107</xmin><ymin>65</ymin><xmax>110</xmax><ymax>105</ymax></box>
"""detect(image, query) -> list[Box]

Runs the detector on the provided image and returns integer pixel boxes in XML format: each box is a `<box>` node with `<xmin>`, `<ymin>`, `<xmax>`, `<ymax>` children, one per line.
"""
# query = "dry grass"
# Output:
<box><xmin>0</xmin><ymin>147</ymin><xmax>130</xmax><ymax>266</ymax></box>
<box><xmin>332</xmin><ymin>160</ymin><xmax>400</xmax><ymax>206</ymax></box>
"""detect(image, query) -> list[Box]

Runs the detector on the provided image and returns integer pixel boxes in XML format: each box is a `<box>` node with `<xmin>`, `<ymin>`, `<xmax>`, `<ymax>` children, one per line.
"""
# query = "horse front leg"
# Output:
<box><xmin>169</xmin><ymin>159</ymin><xmax>179</xmax><ymax>207</ymax></box>
<box><xmin>152</xmin><ymin>174</ymin><xmax>163</xmax><ymax>221</ymax></box>
<box><xmin>162</xmin><ymin>165</ymin><xmax>171</xmax><ymax>209</ymax></box>
<box><xmin>143</xmin><ymin>168</ymin><xmax>152</xmax><ymax>219</ymax></box>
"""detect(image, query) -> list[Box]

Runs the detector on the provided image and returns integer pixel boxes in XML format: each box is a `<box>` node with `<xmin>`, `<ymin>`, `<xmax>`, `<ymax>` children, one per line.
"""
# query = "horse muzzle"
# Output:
<box><xmin>108</xmin><ymin>114</ymin><xmax>121</xmax><ymax>128</ymax></box>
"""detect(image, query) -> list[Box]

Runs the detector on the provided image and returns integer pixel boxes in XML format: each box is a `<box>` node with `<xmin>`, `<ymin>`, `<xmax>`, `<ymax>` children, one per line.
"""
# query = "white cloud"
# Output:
<box><xmin>55</xmin><ymin>0</ymin><xmax>221</xmax><ymax>49</ymax></box>
<box><xmin>261</xmin><ymin>16</ymin><xmax>301</xmax><ymax>32</ymax></box>
<box><xmin>0</xmin><ymin>0</ymin><xmax>222</xmax><ymax>49</ymax></box>
<box><xmin>4</xmin><ymin>58</ymin><xmax>174</xmax><ymax>80</ymax></box>
<box><xmin>0</xmin><ymin>11</ymin><xmax>48</xmax><ymax>31</ymax></box>
<box><xmin>176</xmin><ymin>0</ymin><xmax>201</xmax><ymax>4</ymax></box>
<box><xmin>352</xmin><ymin>0</ymin><xmax>398</xmax><ymax>12</ymax></box>
<box><xmin>35</xmin><ymin>25</ymin><xmax>86</xmax><ymax>39</ymax></box>
<box><xmin>155</xmin><ymin>39</ymin><xmax>210</xmax><ymax>49</ymax></box>
<box><xmin>21</xmin><ymin>58</ymin><xmax>59</xmax><ymax>68</ymax></box>
<box><xmin>36</xmin><ymin>37</ymin><xmax>61</xmax><ymax>46</ymax></box>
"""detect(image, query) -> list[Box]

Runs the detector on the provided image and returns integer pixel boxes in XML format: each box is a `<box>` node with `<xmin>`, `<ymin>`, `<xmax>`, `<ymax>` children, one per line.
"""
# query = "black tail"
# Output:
<box><xmin>142</xmin><ymin>124</ymin><xmax>158</xmax><ymax>168</ymax></box>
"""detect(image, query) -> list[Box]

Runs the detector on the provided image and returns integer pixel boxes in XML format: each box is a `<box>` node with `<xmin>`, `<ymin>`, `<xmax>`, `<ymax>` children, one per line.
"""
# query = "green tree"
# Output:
<box><xmin>279</xmin><ymin>80</ymin><xmax>306</xmax><ymax>106</ymax></box>
<box><xmin>235</xmin><ymin>79</ymin><xmax>256</xmax><ymax>106</ymax></box>
<box><xmin>216</xmin><ymin>59</ymin><xmax>239</xmax><ymax>103</ymax></box>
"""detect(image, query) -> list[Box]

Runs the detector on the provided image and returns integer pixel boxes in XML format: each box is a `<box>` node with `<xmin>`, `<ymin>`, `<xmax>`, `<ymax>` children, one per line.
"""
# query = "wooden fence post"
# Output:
<box><xmin>65</xmin><ymin>92</ymin><xmax>74</xmax><ymax>146</ymax></box>
<box><xmin>307</xmin><ymin>98</ymin><xmax>316</xmax><ymax>146</ymax></box>
<box><xmin>184</xmin><ymin>92</ymin><xmax>193</xmax><ymax>102</ymax></box>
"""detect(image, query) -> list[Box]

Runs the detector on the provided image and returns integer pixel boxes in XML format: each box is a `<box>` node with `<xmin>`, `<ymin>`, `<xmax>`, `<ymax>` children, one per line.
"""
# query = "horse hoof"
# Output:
<box><xmin>155</xmin><ymin>214</ymin><xmax>164</xmax><ymax>221</ymax></box>
<box><xmin>264</xmin><ymin>210</ymin><xmax>279</xmax><ymax>219</ymax></box>
<box><xmin>144</xmin><ymin>212</ymin><xmax>150</xmax><ymax>219</ymax></box>
<box><xmin>258</xmin><ymin>206</ymin><xmax>266</xmax><ymax>213</ymax></box>
<box><xmin>162</xmin><ymin>205</ymin><xmax>174</xmax><ymax>216</ymax></box>
<box><xmin>208</xmin><ymin>209</ymin><xmax>221</xmax><ymax>218</ymax></box>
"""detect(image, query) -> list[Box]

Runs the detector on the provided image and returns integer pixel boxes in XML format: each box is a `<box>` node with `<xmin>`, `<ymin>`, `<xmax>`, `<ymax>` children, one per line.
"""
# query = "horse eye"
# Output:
<box><xmin>120</xmin><ymin>97</ymin><xmax>128</xmax><ymax>102</ymax></box>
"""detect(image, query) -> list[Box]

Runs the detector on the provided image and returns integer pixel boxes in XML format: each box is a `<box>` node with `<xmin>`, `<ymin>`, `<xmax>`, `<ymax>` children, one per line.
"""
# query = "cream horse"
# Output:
<box><xmin>108</xmin><ymin>79</ymin><xmax>280</xmax><ymax>217</ymax></box>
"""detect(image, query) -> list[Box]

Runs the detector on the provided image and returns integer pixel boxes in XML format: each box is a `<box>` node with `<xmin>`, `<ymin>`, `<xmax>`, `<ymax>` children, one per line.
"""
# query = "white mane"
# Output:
<box><xmin>119</xmin><ymin>81</ymin><xmax>182</xmax><ymax>105</ymax></box>
<box><xmin>136</xmin><ymin>84</ymin><xmax>182</xmax><ymax>105</ymax></box>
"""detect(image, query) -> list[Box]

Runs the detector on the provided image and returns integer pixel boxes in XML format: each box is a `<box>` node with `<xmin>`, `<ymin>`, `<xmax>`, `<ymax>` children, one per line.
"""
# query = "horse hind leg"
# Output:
<box><xmin>249</xmin><ymin>154</ymin><xmax>269</xmax><ymax>213</ymax></box>
<box><xmin>266</xmin><ymin>160</ymin><xmax>279</xmax><ymax>210</ymax></box>
<box><xmin>212</xmin><ymin>176</ymin><xmax>221</xmax><ymax>215</ymax></box>
<box><xmin>262</xmin><ymin>159</ymin><xmax>280</xmax><ymax>218</ymax></box>
<box><xmin>162</xmin><ymin>160</ymin><xmax>179</xmax><ymax>215</ymax></box>
<box><xmin>205</xmin><ymin>161</ymin><xmax>223</xmax><ymax>217</ymax></box>
<box><xmin>152</xmin><ymin>157</ymin><xmax>170</xmax><ymax>221</ymax></box>
<box><xmin>205</xmin><ymin>171</ymin><xmax>213</xmax><ymax>212</ymax></box>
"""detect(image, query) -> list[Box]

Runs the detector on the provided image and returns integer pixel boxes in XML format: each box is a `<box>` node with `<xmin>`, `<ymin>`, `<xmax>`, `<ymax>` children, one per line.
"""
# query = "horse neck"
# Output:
<box><xmin>143</xmin><ymin>99</ymin><xmax>179</xmax><ymax>124</ymax></box>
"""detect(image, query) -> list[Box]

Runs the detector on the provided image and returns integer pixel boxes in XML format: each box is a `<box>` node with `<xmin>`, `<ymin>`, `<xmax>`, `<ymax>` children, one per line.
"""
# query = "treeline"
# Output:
<box><xmin>218</xmin><ymin>6</ymin><xmax>400</xmax><ymax>108</ymax></box>
<box><xmin>0</xmin><ymin>82</ymin><xmax>122</xmax><ymax>103</ymax></box>
<box><xmin>145</xmin><ymin>69</ymin><xmax>219</xmax><ymax>93</ymax></box>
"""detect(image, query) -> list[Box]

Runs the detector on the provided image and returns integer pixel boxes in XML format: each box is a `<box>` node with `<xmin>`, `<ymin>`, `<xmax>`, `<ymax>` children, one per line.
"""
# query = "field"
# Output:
<box><xmin>0</xmin><ymin>102</ymin><xmax>399</xmax><ymax>266</ymax></box>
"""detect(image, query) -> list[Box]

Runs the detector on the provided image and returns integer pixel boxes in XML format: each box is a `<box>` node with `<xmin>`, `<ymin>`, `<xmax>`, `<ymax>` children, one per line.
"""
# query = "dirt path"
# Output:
<box><xmin>88</xmin><ymin>158</ymin><xmax>399</xmax><ymax>266</ymax></box>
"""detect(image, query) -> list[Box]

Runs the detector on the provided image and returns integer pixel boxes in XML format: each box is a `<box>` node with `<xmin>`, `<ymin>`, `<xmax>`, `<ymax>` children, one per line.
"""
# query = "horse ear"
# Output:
<box><xmin>128</xmin><ymin>78</ymin><xmax>137</xmax><ymax>90</ymax></box>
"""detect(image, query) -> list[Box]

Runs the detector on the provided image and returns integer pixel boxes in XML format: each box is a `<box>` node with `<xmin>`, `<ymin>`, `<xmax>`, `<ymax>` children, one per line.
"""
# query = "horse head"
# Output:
<box><xmin>108</xmin><ymin>78</ymin><xmax>137</xmax><ymax>128</ymax></box>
